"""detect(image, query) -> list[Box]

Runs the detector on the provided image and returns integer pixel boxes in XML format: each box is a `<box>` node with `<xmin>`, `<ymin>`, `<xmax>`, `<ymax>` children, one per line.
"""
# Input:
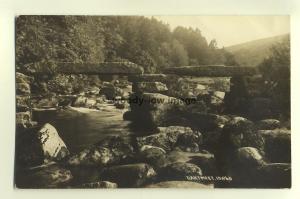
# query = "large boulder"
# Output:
<box><xmin>144</xmin><ymin>181</ymin><xmax>213</xmax><ymax>188</ymax></box>
<box><xmin>68</xmin><ymin>135</ymin><xmax>135</xmax><ymax>167</ymax></box>
<box><xmin>184</xmin><ymin>113</ymin><xmax>229</xmax><ymax>131</ymax></box>
<box><xmin>95</xmin><ymin>135</ymin><xmax>135</xmax><ymax>162</ymax></box>
<box><xmin>225</xmin><ymin>147</ymin><xmax>265</xmax><ymax>188</ymax></box>
<box><xmin>235</xmin><ymin>147</ymin><xmax>265</xmax><ymax>168</ymax></box>
<box><xmin>99</xmin><ymin>82</ymin><xmax>124</xmax><ymax>100</ymax></box>
<box><xmin>138</xmin><ymin>145</ymin><xmax>167</xmax><ymax>169</ymax></box>
<box><xmin>256</xmin><ymin>119</ymin><xmax>281</xmax><ymax>130</ymax></box>
<box><xmin>256</xmin><ymin>163</ymin><xmax>291</xmax><ymax>188</ymax></box>
<box><xmin>129</xmin><ymin>93</ymin><xmax>185</xmax><ymax>128</ymax></box>
<box><xmin>216</xmin><ymin>117</ymin><xmax>265</xmax><ymax>176</ymax></box>
<box><xmin>159</xmin><ymin>162</ymin><xmax>202</xmax><ymax>181</ymax></box>
<box><xmin>16</xmin><ymin>123</ymin><xmax>69</xmax><ymax>167</ymax></box>
<box><xmin>15</xmin><ymin>164</ymin><xmax>73</xmax><ymax>188</ymax></box>
<box><xmin>220</xmin><ymin>117</ymin><xmax>265</xmax><ymax>152</ymax></box>
<box><xmin>258</xmin><ymin>129</ymin><xmax>291</xmax><ymax>163</ymax></box>
<box><xmin>132</xmin><ymin>82</ymin><xmax>168</xmax><ymax>93</ymax></box>
<box><xmin>136</xmin><ymin>126</ymin><xmax>202</xmax><ymax>152</ymax></box>
<box><xmin>164</xmin><ymin>150</ymin><xmax>216</xmax><ymax>176</ymax></box>
<box><xmin>37</xmin><ymin>123</ymin><xmax>69</xmax><ymax>160</ymax></box>
<box><xmin>100</xmin><ymin>163</ymin><xmax>156</xmax><ymax>187</ymax></box>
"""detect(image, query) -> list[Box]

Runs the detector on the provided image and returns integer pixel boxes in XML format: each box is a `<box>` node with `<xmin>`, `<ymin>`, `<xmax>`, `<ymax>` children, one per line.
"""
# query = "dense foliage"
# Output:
<box><xmin>16</xmin><ymin>16</ymin><xmax>237</xmax><ymax>73</ymax></box>
<box><xmin>258</xmin><ymin>35</ymin><xmax>290</xmax><ymax>118</ymax></box>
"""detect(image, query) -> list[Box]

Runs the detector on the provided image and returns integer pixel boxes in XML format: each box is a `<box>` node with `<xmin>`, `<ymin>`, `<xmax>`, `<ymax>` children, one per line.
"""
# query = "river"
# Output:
<box><xmin>32</xmin><ymin>103</ymin><xmax>132</xmax><ymax>153</ymax></box>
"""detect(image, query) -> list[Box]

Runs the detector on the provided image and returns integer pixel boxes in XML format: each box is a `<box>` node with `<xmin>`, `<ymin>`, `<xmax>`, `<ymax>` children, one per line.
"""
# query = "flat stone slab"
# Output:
<box><xmin>30</xmin><ymin>62</ymin><xmax>144</xmax><ymax>75</ymax></box>
<box><xmin>163</xmin><ymin>65</ymin><xmax>258</xmax><ymax>77</ymax></box>
<box><xmin>128</xmin><ymin>74</ymin><xmax>178</xmax><ymax>83</ymax></box>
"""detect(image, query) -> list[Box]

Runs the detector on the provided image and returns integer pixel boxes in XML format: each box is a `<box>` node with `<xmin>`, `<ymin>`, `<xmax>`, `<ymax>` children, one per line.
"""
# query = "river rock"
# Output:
<box><xmin>85</xmin><ymin>98</ymin><xmax>97</xmax><ymax>108</ymax></box>
<box><xmin>144</xmin><ymin>181</ymin><xmax>213</xmax><ymax>188</ymax></box>
<box><xmin>86</xmin><ymin>86</ymin><xmax>100</xmax><ymax>95</ymax></box>
<box><xmin>220</xmin><ymin>117</ymin><xmax>265</xmax><ymax>152</ymax></box>
<box><xmin>256</xmin><ymin>163</ymin><xmax>291</xmax><ymax>188</ymax></box>
<box><xmin>33</xmin><ymin>97</ymin><xmax>59</xmax><ymax>108</ymax></box>
<box><xmin>256</xmin><ymin>119</ymin><xmax>281</xmax><ymax>130</ymax></box>
<box><xmin>185</xmin><ymin>113</ymin><xmax>229</xmax><ymax>131</ymax></box>
<box><xmin>175</xmin><ymin>130</ymin><xmax>203</xmax><ymax>152</ymax></box>
<box><xmin>16</xmin><ymin>96</ymin><xmax>31</xmax><ymax>112</ymax></box>
<box><xmin>77</xmin><ymin>181</ymin><xmax>118</xmax><ymax>188</ymax></box>
<box><xmin>226</xmin><ymin>147</ymin><xmax>265</xmax><ymax>188</ymax></box>
<box><xmin>165</xmin><ymin>150</ymin><xmax>216</xmax><ymax>176</ymax></box>
<box><xmin>159</xmin><ymin>162</ymin><xmax>202</xmax><ymax>181</ymax></box>
<box><xmin>72</xmin><ymin>96</ymin><xmax>97</xmax><ymax>108</ymax></box>
<box><xmin>57</xmin><ymin>95</ymin><xmax>76</xmax><ymax>107</ymax></box>
<box><xmin>235</xmin><ymin>147</ymin><xmax>265</xmax><ymax>167</ymax></box>
<box><xmin>258</xmin><ymin>129</ymin><xmax>291</xmax><ymax>163</ymax></box>
<box><xmin>16</xmin><ymin>111</ymin><xmax>32</xmax><ymax>128</ymax></box>
<box><xmin>129</xmin><ymin>93</ymin><xmax>185</xmax><ymax>128</ymax></box>
<box><xmin>100</xmin><ymin>82</ymin><xmax>124</xmax><ymax>100</ymax></box>
<box><xmin>216</xmin><ymin>117</ymin><xmax>265</xmax><ymax>176</ymax></box>
<box><xmin>16</xmin><ymin>82</ymin><xmax>31</xmax><ymax>95</ymax></box>
<box><xmin>16</xmin><ymin>123</ymin><xmax>69</xmax><ymax>166</ymax></box>
<box><xmin>67</xmin><ymin>146</ymin><xmax>114</xmax><ymax>167</ymax></box>
<box><xmin>15</xmin><ymin>164</ymin><xmax>73</xmax><ymax>188</ymax></box>
<box><xmin>132</xmin><ymin>82</ymin><xmax>168</xmax><ymax>93</ymax></box>
<box><xmin>95</xmin><ymin>135</ymin><xmax>135</xmax><ymax>163</ymax></box>
<box><xmin>136</xmin><ymin>126</ymin><xmax>201</xmax><ymax>152</ymax></box>
<box><xmin>37</xmin><ymin>123</ymin><xmax>69</xmax><ymax>160</ymax></box>
<box><xmin>138</xmin><ymin>145</ymin><xmax>167</xmax><ymax>168</ymax></box>
<box><xmin>100</xmin><ymin>163</ymin><xmax>157</xmax><ymax>187</ymax></box>
<box><xmin>114</xmin><ymin>99</ymin><xmax>129</xmax><ymax>109</ymax></box>
<box><xmin>211</xmin><ymin>91</ymin><xmax>225</xmax><ymax>104</ymax></box>
<box><xmin>16</xmin><ymin>72</ymin><xmax>33</xmax><ymax>84</ymax></box>
<box><xmin>68</xmin><ymin>136</ymin><xmax>134</xmax><ymax>167</ymax></box>
<box><xmin>72</xmin><ymin>96</ymin><xmax>87</xmax><ymax>107</ymax></box>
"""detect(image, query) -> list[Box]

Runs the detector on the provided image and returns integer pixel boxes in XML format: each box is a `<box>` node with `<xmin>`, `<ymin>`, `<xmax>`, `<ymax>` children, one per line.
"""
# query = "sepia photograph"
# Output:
<box><xmin>14</xmin><ymin>15</ymin><xmax>291</xmax><ymax>189</ymax></box>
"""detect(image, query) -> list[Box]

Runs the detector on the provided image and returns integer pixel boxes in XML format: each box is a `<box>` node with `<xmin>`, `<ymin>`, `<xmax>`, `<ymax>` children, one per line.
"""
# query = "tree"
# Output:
<box><xmin>258</xmin><ymin>35</ymin><xmax>290</xmax><ymax>118</ymax></box>
<box><xmin>170</xmin><ymin>39</ymin><xmax>189</xmax><ymax>67</ymax></box>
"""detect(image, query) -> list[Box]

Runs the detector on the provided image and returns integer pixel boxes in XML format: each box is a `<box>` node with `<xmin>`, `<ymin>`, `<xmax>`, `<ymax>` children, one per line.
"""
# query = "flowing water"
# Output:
<box><xmin>32</xmin><ymin>104</ymin><xmax>132</xmax><ymax>153</ymax></box>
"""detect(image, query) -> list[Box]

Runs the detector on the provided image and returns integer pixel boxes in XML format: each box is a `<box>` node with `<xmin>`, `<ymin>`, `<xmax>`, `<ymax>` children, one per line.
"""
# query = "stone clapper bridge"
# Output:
<box><xmin>30</xmin><ymin>61</ymin><xmax>258</xmax><ymax>125</ymax></box>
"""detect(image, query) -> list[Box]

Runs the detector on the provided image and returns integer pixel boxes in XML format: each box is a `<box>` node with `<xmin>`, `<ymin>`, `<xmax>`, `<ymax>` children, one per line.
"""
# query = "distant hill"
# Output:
<box><xmin>225</xmin><ymin>34</ymin><xmax>290</xmax><ymax>67</ymax></box>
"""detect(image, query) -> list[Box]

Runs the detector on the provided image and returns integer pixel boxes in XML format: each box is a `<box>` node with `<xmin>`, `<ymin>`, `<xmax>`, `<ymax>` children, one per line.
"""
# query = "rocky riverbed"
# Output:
<box><xmin>15</xmin><ymin>72</ymin><xmax>291</xmax><ymax>188</ymax></box>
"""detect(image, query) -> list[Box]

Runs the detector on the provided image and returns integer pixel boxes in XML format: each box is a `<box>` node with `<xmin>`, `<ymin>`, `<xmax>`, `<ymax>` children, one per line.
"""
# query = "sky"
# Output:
<box><xmin>152</xmin><ymin>16</ymin><xmax>290</xmax><ymax>47</ymax></box>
